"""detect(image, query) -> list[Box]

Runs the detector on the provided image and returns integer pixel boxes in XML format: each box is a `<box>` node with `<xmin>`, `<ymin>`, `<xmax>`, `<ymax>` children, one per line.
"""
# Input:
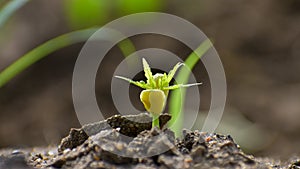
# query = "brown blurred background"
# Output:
<box><xmin>0</xmin><ymin>0</ymin><xmax>300</xmax><ymax>159</ymax></box>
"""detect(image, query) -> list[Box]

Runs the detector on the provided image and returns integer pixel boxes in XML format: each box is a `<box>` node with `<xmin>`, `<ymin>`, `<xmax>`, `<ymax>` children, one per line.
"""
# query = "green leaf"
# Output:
<box><xmin>167</xmin><ymin>62</ymin><xmax>184</xmax><ymax>83</ymax></box>
<box><xmin>163</xmin><ymin>84</ymin><xmax>181</xmax><ymax>90</ymax></box>
<box><xmin>114</xmin><ymin>75</ymin><xmax>148</xmax><ymax>89</ymax></box>
<box><xmin>163</xmin><ymin>82</ymin><xmax>202</xmax><ymax>90</ymax></box>
<box><xmin>179</xmin><ymin>83</ymin><xmax>202</xmax><ymax>87</ymax></box>
<box><xmin>142</xmin><ymin>58</ymin><xmax>155</xmax><ymax>88</ymax></box>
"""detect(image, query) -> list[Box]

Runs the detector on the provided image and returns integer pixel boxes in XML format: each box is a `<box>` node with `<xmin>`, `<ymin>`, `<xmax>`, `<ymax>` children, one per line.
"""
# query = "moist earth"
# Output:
<box><xmin>0</xmin><ymin>113</ymin><xmax>299</xmax><ymax>169</ymax></box>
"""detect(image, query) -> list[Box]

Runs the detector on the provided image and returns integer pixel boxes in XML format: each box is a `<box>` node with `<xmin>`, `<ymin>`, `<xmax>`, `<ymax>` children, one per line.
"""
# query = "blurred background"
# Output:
<box><xmin>0</xmin><ymin>0</ymin><xmax>300</xmax><ymax>159</ymax></box>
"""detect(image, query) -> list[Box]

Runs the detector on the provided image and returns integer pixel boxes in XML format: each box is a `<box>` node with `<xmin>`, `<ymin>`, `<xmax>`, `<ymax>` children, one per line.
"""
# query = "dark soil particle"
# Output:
<box><xmin>58</xmin><ymin>128</ymin><xmax>89</xmax><ymax>153</ymax></box>
<box><xmin>0</xmin><ymin>113</ymin><xmax>299</xmax><ymax>169</ymax></box>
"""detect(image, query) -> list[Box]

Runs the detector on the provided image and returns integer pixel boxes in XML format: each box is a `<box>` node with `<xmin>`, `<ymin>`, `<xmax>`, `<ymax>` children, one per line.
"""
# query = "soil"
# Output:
<box><xmin>0</xmin><ymin>113</ymin><xmax>299</xmax><ymax>169</ymax></box>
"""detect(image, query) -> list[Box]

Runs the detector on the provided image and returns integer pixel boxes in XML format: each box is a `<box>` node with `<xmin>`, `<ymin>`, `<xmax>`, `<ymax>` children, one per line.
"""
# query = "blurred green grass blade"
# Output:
<box><xmin>0</xmin><ymin>28</ymin><xmax>96</xmax><ymax>87</ymax></box>
<box><xmin>118</xmin><ymin>38</ymin><xmax>136</xmax><ymax>60</ymax></box>
<box><xmin>169</xmin><ymin>39</ymin><xmax>213</xmax><ymax>136</ymax></box>
<box><xmin>63</xmin><ymin>0</ymin><xmax>109</xmax><ymax>29</ymax></box>
<box><xmin>0</xmin><ymin>0</ymin><xmax>29</xmax><ymax>28</ymax></box>
<box><xmin>117</xmin><ymin>0</ymin><xmax>163</xmax><ymax>15</ymax></box>
<box><xmin>0</xmin><ymin>28</ymin><xmax>137</xmax><ymax>88</ymax></box>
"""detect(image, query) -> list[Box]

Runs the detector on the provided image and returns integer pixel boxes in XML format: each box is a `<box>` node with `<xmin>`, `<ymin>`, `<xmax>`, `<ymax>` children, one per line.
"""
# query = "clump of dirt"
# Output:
<box><xmin>0</xmin><ymin>113</ymin><xmax>299</xmax><ymax>169</ymax></box>
<box><xmin>57</xmin><ymin>113</ymin><xmax>171</xmax><ymax>153</ymax></box>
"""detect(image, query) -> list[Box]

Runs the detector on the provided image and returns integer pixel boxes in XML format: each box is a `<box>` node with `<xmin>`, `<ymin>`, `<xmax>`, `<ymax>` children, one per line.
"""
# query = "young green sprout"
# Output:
<box><xmin>115</xmin><ymin>58</ymin><xmax>201</xmax><ymax>128</ymax></box>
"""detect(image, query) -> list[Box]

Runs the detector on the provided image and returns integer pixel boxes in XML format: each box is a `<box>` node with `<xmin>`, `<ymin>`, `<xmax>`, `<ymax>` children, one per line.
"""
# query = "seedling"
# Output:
<box><xmin>115</xmin><ymin>58</ymin><xmax>202</xmax><ymax>128</ymax></box>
